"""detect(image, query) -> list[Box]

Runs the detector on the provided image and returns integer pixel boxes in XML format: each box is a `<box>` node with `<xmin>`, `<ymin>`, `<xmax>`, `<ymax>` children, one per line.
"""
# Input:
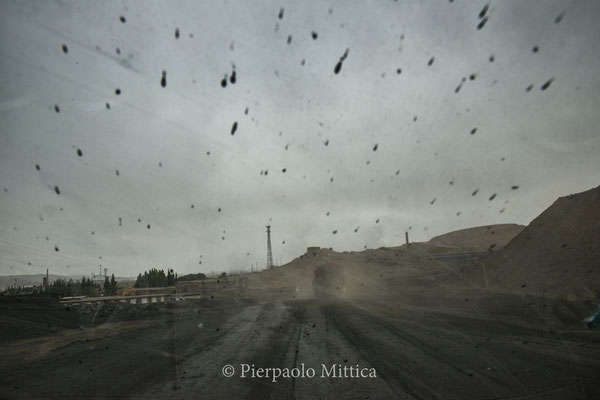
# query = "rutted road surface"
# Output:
<box><xmin>134</xmin><ymin>293</ymin><xmax>600</xmax><ymax>400</ymax></box>
<box><xmin>2</xmin><ymin>290</ymin><xmax>599</xmax><ymax>399</ymax></box>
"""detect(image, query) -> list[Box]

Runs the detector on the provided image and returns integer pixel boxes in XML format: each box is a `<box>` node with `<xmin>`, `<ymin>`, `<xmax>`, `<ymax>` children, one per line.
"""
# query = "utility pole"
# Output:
<box><xmin>43</xmin><ymin>268</ymin><xmax>49</xmax><ymax>294</ymax></box>
<box><xmin>266</xmin><ymin>225</ymin><xmax>274</xmax><ymax>269</ymax></box>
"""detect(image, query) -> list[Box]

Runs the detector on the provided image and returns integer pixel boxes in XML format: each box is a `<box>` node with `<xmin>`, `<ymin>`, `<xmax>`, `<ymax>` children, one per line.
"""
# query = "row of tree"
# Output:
<box><xmin>134</xmin><ymin>268</ymin><xmax>176</xmax><ymax>288</ymax></box>
<box><xmin>103</xmin><ymin>274</ymin><xmax>118</xmax><ymax>296</ymax></box>
<box><xmin>47</xmin><ymin>277</ymin><xmax>102</xmax><ymax>298</ymax></box>
<box><xmin>1</xmin><ymin>278</ymin><xmax>103</xmax><ymax>298</ymax></box>
<box><xmin>2</xmin><ymin>268</ymin><xmax>232</xmax><ymax>297</ymax></box>
<box><xmin>2</xmin><ymin>285</ymin><xmax>42</xmax><ymax>295</ymax></box>
<box><xmin>176</xmin><ymin>272</ymin><xmax>207</xmax><ymax>281</ymax></box>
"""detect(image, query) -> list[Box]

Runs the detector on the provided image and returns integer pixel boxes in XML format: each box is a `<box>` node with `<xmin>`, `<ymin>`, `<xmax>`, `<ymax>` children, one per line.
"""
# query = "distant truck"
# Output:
<box><xmin>312</xmin><ymin>263</ymin><xmax>345</xmax><ymax>297</ymax></box>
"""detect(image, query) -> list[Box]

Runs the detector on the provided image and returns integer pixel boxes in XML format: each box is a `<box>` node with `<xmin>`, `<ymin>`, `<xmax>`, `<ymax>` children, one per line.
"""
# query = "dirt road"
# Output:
<box><xmin>2</xmin><ymin>290</ymin><xmax>599</xmax><ymax>399</ymax></box>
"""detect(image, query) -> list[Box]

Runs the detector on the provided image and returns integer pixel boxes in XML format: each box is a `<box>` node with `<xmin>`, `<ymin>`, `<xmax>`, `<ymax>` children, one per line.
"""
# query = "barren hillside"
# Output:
<box><xmin>242</xmin><ymin>245</ymin><xmax>452</xmax><ymax>298</ymax></box>
<box><xmin>487</xmin><ymin>186</ymin><xmax>600</xmax><ymax>299</ymax></box>
<box><xmin>428</xmin><ymin>224</ymin><xmax>524</xmax><ymax>252</ymax></box>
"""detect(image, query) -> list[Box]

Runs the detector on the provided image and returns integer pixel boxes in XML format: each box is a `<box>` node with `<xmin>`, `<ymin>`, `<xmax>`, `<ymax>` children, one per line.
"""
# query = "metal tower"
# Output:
<box><xmin>266</xmin><ymin>225</ymin><xmax>274</xmax><ymax>269</ymax></box>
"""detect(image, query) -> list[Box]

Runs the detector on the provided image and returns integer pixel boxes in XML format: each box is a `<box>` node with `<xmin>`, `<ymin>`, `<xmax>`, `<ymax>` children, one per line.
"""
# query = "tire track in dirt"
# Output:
<box><xmin>289</xmin><ymin>303</ymin><xmax>305</xmax><ymax>400</ymax></box>
<box><xmin>323</xmin><ymin>302</ymin><xmax>430</xmax><ymax>399</ymax></box>
<box><xmin>323</xmin><ymin>300</ymin><xmax>507</xmax><ymax>399</ymax></box>
<box><xmin>243</xmin><ymin>302</ymin><xmax>306</xmax><ymax>400</ymax></box>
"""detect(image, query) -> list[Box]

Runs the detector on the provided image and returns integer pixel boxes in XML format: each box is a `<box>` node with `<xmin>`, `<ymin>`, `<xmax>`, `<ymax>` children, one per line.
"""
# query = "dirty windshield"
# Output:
<box><xmin>1</xmin><ymin>1</ymin><xmax>599</xmax><ymax>399</ymax></box>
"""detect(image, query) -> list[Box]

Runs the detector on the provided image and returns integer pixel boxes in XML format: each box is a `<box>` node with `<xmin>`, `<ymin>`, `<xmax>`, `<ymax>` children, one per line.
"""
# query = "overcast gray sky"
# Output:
<box><xmin>1</xmin><ymin>0</ymin><xmax>599</xmax><ymax>278</ymax></box>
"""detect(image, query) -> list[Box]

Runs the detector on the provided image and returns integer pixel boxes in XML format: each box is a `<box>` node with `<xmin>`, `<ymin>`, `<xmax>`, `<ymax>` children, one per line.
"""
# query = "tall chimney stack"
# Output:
<box><xmin>266</xmin><ymin>225</ymin><xmax>274</xmax><ymax>269</ymax></box>
<box><xmin>405</xmin><ymin>232</ymin><xmax>409</xmax><ymax>246</ymax></box>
